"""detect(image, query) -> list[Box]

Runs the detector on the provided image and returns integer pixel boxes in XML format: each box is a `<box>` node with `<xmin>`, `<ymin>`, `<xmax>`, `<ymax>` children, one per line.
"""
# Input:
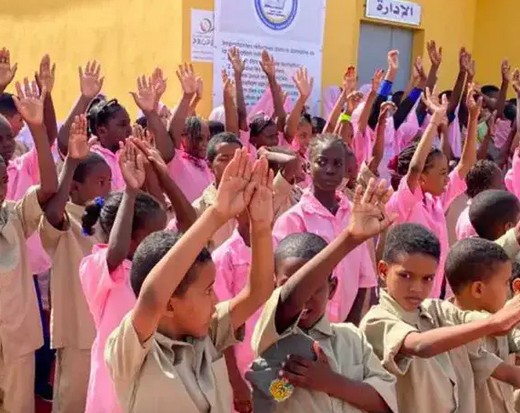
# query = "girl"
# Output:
<box><xmin>272</xmin><ymin>134</ymin><xmax>376</xmax><ymax>325</ymax></box>
<box><xmin>79</xmin><ymin>140</ymin><xmax>171</xmax><ymax>413</ymax></box>
<box><xmin>387</xmin><ymin>87</ymin><xmax>479</xmax><ymax>298</ymax></box>
<box><xmin>105</xmin><ymin>148</ymin><xmax>275</xmax><ymax>412</ymax></box>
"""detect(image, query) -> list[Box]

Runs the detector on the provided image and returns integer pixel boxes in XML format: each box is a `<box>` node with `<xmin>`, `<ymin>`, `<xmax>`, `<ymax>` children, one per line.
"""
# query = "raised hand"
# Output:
<box><xmin>467</xmin><ymin>58</ymin><xmax>476</xmax><ymax>80</ymax></box>
<box><xmin>347</xmin><ymin>179</ymin><xmax>395</xmax><ymax>241</ymax></box>
<box><xmin>413</xmin><ymin>56</ymin><xmax>427</xmax><ymax>83</ymax></box>
<box><xmin>421</xmin><ymin>87</ymin><xmax>447</xmax><ymax>115</ymax></box>
<box><xmin>247</xmin><ymin>156</ymin><xmax>274</xmax><ymax>226</ymax></box>
<box><xmin>195</xmin><ymin>77</ymin><xmax>204</xmax><ymax>101</ymax></box>
<box><xmin>371</xmin><ymin>69</ymin><xmax>385</xmax><ymax>93</ymax></box>
<box><xmin>176</xmin><ymin>63</ymin><xmax>199</xmax><ymax>95</ymax></box>
<box><xmin>502</xmin><ymin>59</ymin><xmax>512</xmax><ymax>83</ymax></box>
<box><xmin>346</xmin><ymin>91</ymin><xmax>363</xmax><ymax>114</ymax></box>
<box><xmin>35</xmin><ymin>54</ymin><xmax>56</xmax><ymax>94</ymax></box>
<box><xmin>222</xmin><ymin>69</ymin><xmax>235</xmax><ymax>98</ymax></box>
<box><xmin>378</xmin><ymin>101</ymin><xmax>396</xmax><ymax>125</ymax></box>
<box><xmin>79</xmin><ymin>60</ymin><xmax>104</xmax><ymax>99</ymax></box>
<box><xmin>459</xmin><ymin>48</ymin><xmax>472</xmax><ymax>73</ymax></box>
<box><xmin>118</xmin><ymin>140</ymin><xmax>146</xmax><ymax>191</ymax></box>
<box><xmin>342</xmin><ymin>66</ymin><xmax>357</xmax><ymax>94</ymax></box>
<box><xmin>131</xmin><ymin>75</ymin><xmax>157</xmax><ymax>113</ymax></box>
<box><xmin>214</xmin><ymin>147</ymin><xmax>255</xmax><ymax>221</ymax></box>
<box><xmin>512</xmin><ymin>69</ymin><xmax>520</xmax><ymax>96</ymax></box>
<box><xmin>486</xmin><ymin>111</ymin><xmax>497</xmax><ymax>137</ymax></box>
<box><xmin>387</xmin><ymin>50</ymin><xmax>399</xmax><ymax>72</ymax></box>
<box><xmin>0</xmin><ymin>47</ymin><xmax>17</xmax><ymax>91</ymax></box>
<box><xmin>426</xmin><ymin>40</ymin><xmax>442</xmax><ymax>67</ymax></box>
<box><xmin>151</xmin><ymin>67</ymin><xmax>167</xmax><ymax>101</ymax></box>
<box><xmin>68</xmin><ymin>115</ymin><xmax>90</xmax><ymax>160</ymax></box>
<box><xmin>293</xmin><ymin>67</ymin><xmax>313</xmax><ymax>100</ymax></box>
<box><xmin>466</xmin><ymin>83</ymin><xmax>483</xmax><ymax>118</ymax></box>
<box><xmin>228</xmin><ymin>46</ymin><xmax>246</xmax><ymax>75</ymax></box>
<box><xmin>259</xmin><ymin>50</ymin><xmax>276</xmax><ymax>79</ymax></box>
<box><xmin>13</xmin><ymin>78</ymin><xmax>46</xmax><ymax>126</ymax></box>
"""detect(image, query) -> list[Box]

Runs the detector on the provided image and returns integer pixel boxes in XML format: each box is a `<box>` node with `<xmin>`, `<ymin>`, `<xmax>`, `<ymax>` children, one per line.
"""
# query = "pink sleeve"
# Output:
<box><xmin>448</xmin><ymin>111</ymin><xmax>462</xmax><ymax>158</ymax></box>
<box><xmin>441</xmin><ymin>169</ymin><xmax>467</xmax><ymax>212</ymax></box>
<box><xmin>351</xmin><ymin>127</ymin><xmax>372</xmax><ymax>166</ymax></box>
<box><xmin>277</xmin><ymin>132</ymin><xmax>291</xmax><ymax>149</ymax></box>
<box><xmin>387</xmin><ymin>176</ymin><xmax>423</xmax><ymax>222</ymax></box>
<box><xmin>212</xmin><ymin>249</ymin><xmax>234</xmax><ymax>302</ymax></box>
<box><xmin>494</xmin><ymin>118</ymin><xmax>512</xmax><ymax>149</ymax></box>
<box><xmin>247</xmin><ymin>88</ymin><xmax>273</xmax><ymax>122</ymax></box>
<box><xmin>505</xmin><ymin>149</ymin><xmax>520</xmax><ymax>198</ymax></box>
<box><xmin>7</xmin><ymin>148</ymin><xmax>39</xmax><ymax>201</ymax></box>
<box><xmin>79</xmin><ymin>247</ymin><xmax>116</xmax><ymax>326</ymax></box>
<box><xmin>272</xmin><ymin>210</ymin><xmax>306</xmax><ymax>246</ymax></box>
<box><xmin>283</xmin><ymin>96</ymin><xmax>294</xmax><ymax>114</ymax></box>
<box><xmin>239</xmin><ymin>130</ymin><xmax>251</xmax><ymax>147</ymax></box>
<box><xmin>358</xmin><ymin>244</ymin><xmax>377</xmax><ymax>288</ymax></box>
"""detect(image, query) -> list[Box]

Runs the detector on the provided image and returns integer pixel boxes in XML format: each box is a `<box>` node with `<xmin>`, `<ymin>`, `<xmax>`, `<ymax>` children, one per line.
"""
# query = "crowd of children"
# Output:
<box><xmin>3</xmin><ymin>38</ymin><xmax>520</xmax><ymax>413</ymax></box>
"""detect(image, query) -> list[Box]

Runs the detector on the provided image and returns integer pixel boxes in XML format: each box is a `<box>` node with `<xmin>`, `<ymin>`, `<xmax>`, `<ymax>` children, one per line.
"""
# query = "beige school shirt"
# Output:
<box><xmin>360</xmin><ymin>289</ymin><xmax>503</xmax><ymax>413</ymax></box>
<box><xmin>495</xmin><ymin>229</ymin><xmax>520</xmax><ymax>262</ymax></box>
<box><xmin>39</xmin><ymin>202</ymin><xmax>100</xmax><ymax>350</ymax></box>
<box><xmin>105</xmin><ymin>301</ymin><xmax>242</xmax><ymax>413</ymax></box>
<box><xmin>0</xmin><ymin>187</ymin><xmax>43</xmax><ymax>362</ymax></box>
<box><xmin>251</xmin><ymin>288</ymin><xmax>399</xmax><ymax>413</ymax></box>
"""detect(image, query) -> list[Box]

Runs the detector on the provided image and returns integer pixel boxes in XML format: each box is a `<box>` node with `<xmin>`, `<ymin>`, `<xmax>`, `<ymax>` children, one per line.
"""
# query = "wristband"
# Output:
<box><xmin>340</xmin><ymin>113</ymin><xmax>352</xmax><ymax>122</ymax></box>
<box><xmin>378</xmin><ymin>80</ymin><xmax>393</xmax><ymax>98</ymax></box>
<box><xmin>408</xmin><ymin>88</ymin><xmax>422</xmax><ymax>102</ymax></box>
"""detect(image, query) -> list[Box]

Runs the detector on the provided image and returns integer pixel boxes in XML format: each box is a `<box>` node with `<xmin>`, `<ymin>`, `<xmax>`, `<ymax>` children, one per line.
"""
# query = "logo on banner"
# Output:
<box><xmin>254</xmin><ymin>0</ymin><xmax>298</xmax><ymax>31</ymax></box>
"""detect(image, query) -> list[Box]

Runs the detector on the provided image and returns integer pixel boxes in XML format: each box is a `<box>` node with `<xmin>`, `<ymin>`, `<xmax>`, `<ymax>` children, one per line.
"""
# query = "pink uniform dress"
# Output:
<box><xmin>387</xmin><ymin>170</ymin><xmax>467</xmax><ymax>298</ymax></box>
<box><xmin>505</xmin><ymin>148</ymin><xmax>520</xmax><ymax>199</ymax></box>
<box><xmin>167</xmin><ymin>149</ymin><xmax>213</xmax><ymax>204</ymax></box>
<box><xmin>79</xmin><ymin>244</ymin><xmax>135</xmax><ymax>413</ymax></box>
<box><xmin>272</xmin><ymin>190</ymin><xmax>377</xmax><ymax>323</ymax></box>
<box><xmin>212</xmin><ymin>230</ymin><xmax>260</xmax><ymax>379</ymax></box>
<box><xmin>90</xmin><ymin>145</ymin><xmax>125</xmax><ymax>191</ymax></box>
<box><xmin>455</xmin><ymin>202</ymin><xmax>477</xmax><ymax>240</ymax></box>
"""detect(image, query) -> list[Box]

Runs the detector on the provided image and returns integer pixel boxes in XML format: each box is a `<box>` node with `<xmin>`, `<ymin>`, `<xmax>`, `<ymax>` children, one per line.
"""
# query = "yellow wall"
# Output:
<box><xmin>0</xmin><ymin>0</ymin><xmax>492</xmax><ymax>120</ymax></box>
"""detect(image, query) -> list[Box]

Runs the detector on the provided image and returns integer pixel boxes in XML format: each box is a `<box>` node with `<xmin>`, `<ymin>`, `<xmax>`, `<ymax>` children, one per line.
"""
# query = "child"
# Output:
<box><xmin>80</xmin><ymin>137</ymin><xmax>190</xmax><ymax>413</ymax></box>
<box><xmin>273</xmin><ymin>134</ymin><xmax>376</xmax><ymax>325</ymax></box>
<box><xmin>39</xmin><ymin>115</ymin><xmax>112</xmax><ymax>412</ymax></box>
<box><xmin>250</xmin><ymin>179</ymin><xmax>398</xmax><ymax>412</ymax></box>
<box><xmin>0</xmin><ymin>80</ymin><xmax>58</xmax><ymax>413</ymax></box>
<box><xmin>360</xmin><ymin>223</ymin><xmax>520</xmax><ymax>413</ymax></box>
<box><xmin>105</xmin><ymin>148</ymin><xmax>275</xmax><ymax>412</ymax></box>
<box><xmin>387</xmin><ymin>87</ymin><xmax>479</xmax><ymax>298</ymax></box>
<box><xmin>445</xmin><ymin>237</ymin><xmax>520</xmax><ymax>413</ymax></box>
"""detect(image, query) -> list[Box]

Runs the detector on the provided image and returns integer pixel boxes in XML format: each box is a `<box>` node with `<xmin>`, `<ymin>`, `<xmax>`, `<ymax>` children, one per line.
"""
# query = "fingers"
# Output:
<box><xmin>361</xmin><ymin>178</ymin><xmax>377</xmax><ymax>205</ymax></box>
<box><xmin>220</xmin><ymin>148</ymin><xmax>242</xmax><ymax>182</ymax></box>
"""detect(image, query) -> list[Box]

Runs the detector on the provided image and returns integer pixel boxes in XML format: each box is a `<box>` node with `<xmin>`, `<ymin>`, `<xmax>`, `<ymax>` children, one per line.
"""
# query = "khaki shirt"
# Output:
<box><xmin>105</xmin><ymin>301</ymin><xmax>241</xmax><ymax>413</ymax></box>
<box><xmin>360</xmin><ymin>289</ymin><xmax>503</xmax><ymax>413</ymax></box>
<box><xmin>495</xmin><ymin>229</ymin><xmax>520</xmax><ymax>262</ymax></box>
<box><xmin>39</xmin><ymin>202</ymin><xmax>100</xmax><ymax>350</ymax></box>
<box><xmin>251</xmin><ymin>288</ymin><xmax>398</xmax><ymax>413</ymax></box>
<box><xmin>0</xmin><ymin>187</ymin><xmax>43</xmax><ymax>361</ymax></box>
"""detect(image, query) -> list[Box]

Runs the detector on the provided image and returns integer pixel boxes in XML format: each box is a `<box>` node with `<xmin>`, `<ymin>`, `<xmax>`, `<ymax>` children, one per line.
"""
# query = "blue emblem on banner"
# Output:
<box><xmin>255</xmin><ymin>0</ymin><xmax>298</xmax><ymax>31</ymax></box>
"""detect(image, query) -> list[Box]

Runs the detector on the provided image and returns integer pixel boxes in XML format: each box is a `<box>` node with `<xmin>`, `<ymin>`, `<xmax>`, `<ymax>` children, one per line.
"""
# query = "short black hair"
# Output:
<box><xmin>131</xmin><ymin>230</ymin><xmax>212</xmax><ymax>297</ymax></box>
<box><xmin>275</xmin><ymin>232</ymin><xmax>328</xmax><ymax>266</ymax></box>
<box><xmin>308</xmin><ymin>133</ymin><xmax>348</xmax><ymax>163</ymax></box>
<box><xmin>445</xmin><ymin>237</ymin><xmax>510</xmax><ymax>295</ymax></box>
<box><xmin>504</xmin><ymin>103</ymin><xmax>516</xmax><ymax>123</ymax></box>
<box><xmin>135</xmin><ymin>116</ymin><xmax>148</xmax><ymax>129</ymax></box>
<box><xmin>481</xmin><ymin>85</ymin><xmax>500</xmax><ymax>97</ymax></box>
<box><xmin>87</xmin><ymin>98</ymin><xmax>126</xmax><ymax>136</ymax></box>
<box><xmin>383</xmin><ymin>223</ymin><xmax>441</xmax><ymax>263</ymax></box>
<box><xmin>208</xmin><ymin>120</ymin><xmax>225</xmax><ymax>137</ymax></box>
<box><xmin>0</xmin><ymin>93</ymin><xmax>17</xmax><ymax>117</ymax></box>
<box><xmin>392</xmin><ymin>91</ymin><xmax>404</xmax><ymax>106</ymax></box>
<box><xmin>249</xmin><ymin>115</ymin><xmax>276</xmax><ymax>138</ymax></box>
<box><xmin>512</xmin><ymin>262</ymin><xmax>520</xmax><ymax>288</ymax></box>
<box><xmin>73</xmin><ymin>152</ymin><xmax>109</xmax><ymax>183</ymax></box>
<box><xmin>465</xmin><ymin>160</ymin><xmax>502</xmax><ymax>198</ymax></box>
<box><xmin>311</xmin><ymin>116</ymin><xmax>326</xmax><ymax>134</ymax></box>
<box><xmin>469</xmin><ymin>190</ymin><xmax>520</xmax><ymax>240</ymax></box>
<box><xmin>206</xmin><ymin>132</ymin><xmax>242</xmax><ymax>163</ymax></box>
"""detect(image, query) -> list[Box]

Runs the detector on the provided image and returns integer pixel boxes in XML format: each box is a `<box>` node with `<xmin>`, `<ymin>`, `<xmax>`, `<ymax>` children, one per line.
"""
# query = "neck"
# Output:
<box><xmin>312</xmin><ymin>187</ymin><xmax>337</xmax><ymax>210</ymax></box>
<box><xmin>452</xmin><ymin>294</ymin><xmax>483</xmax><ymax>312</ymax></box>
<box><xmin>157</xmin><ymin>319</ymin><xmax>186</xmax><ymax>342</ymax></box>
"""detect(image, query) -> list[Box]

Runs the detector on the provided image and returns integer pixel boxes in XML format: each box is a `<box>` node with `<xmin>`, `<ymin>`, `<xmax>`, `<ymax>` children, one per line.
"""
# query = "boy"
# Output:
<box><xmin>446</xmin><ymin>237</ymin><xmax>520</xmax><ymax>413</ymax></box>
<box><xmin>360</xmin><ymin>223</ymin><xmax>520</xmax><ymax>413</ymax></box>
<box><xmin>250</xmin><ymin>180</ymin><xmax>398</xmax><ymax>413</ymax></box>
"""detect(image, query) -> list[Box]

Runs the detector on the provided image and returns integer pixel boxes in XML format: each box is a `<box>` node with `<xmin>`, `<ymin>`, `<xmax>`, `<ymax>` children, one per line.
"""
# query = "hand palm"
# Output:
<box><xmin>122</xmin><ymin>162</ymin><xmax>145</xmax><ymax>190</ymax></box>
<box><xmin>82</xmin><ymin>76</ymin><xmax>102</xmax><ymax>98</ymax></box>
<box><xmin>19</xmin><ymin>99</ymin><xmax>43</xmax><ymax>125</ymax></box>
<box><xmin>69</xmin><ymin>134</ymin><xmax>89</xmax><ymax>159</ymax></box>
<box><xmin>135</xmin><ymin>89</ymin><xmax>156</xmax><ymax>112</ymax></box>
<box><xmin>248</xmin><ymin>185</ymin><xmax>273</xmax><ymax>223</ymax></box>
<box><xmin>217</xmin><ymin>176</ymin><xmax>249</xmax><ymax>217</ymax></box>
<box><xmin>349</xmin><ymin>202</ymin><xmax>385</xmax><ymax>239</ymax></box>
<box><xmin>182</xmin><ymin>77</ymin><xmax>198</xmax><ymax>94</ymax></box>
<box><xmin>0</xmin><ymin>64</ymin><xmax>14</xmax><ymax>87</ymax></box>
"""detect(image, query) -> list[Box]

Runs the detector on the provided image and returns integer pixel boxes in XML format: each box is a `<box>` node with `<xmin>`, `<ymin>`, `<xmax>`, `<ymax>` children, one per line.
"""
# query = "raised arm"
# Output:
<box><xmin>130</xmin><ymin>148</ymin><xmax>256</xmax><ymax>342</ymax></box>
<box><xmin>0</xmin><ymin>47</ymin><xmax>17</xmax><ymax>94</ymax></box>
<box><xmin>358</xmin><ymin>70</ymin><xmax>384</xmax><ymax>134</ymax></box>
<box><xmin>35</xmin><ymin>55</ymin><xmax>58</xmax><ymax>145</ymax></box>
<box><xmin>188</xmin><ymin>78</ymin><xmax>203</xmax><ymax>117</ymax></box>
<box><xmin>106</xmin><ymin>141</ymin><xmax>146</xmax><ymax>272</ymax></box>
<box><xmin>285</xmin><ymin>67</ymin><xmax>313</xmax><ymax>141</ymax></box>
<box><xmin>275</xmin><ymin>180</ymin><xmax>394</xmax><ymax>332</ymax></box>
<box><xmin>416</xmin><ymin>41</ymin><xmax>442</xmax><ymax>125</ymax></box>
<box><xmin>438</xmin><ymin>116</ymin><xmax>454</xmax><ymax>161</ymax></box>
<box><xmin>13</xmin><ymin>79</ymin><xmax>58</xmax><ymax>204</ymax></box>
<box><xmin>131</xmin><ymin>75</ymin><xmax>174</xmax><ymax>163</ymax></box>
<box><xmin>222</xmin><ymin>70</ymin><xmax>239</xmax><ymax>135</ymax></box>
<box><xmin>169</xmin><ymin>63</ymin><xmax>199</xmax><ymax>149</ymax></box>
<box><xmin>495</xmin><ymin>60</ymin><xmax>511</xmax><ymax>119</ymax></box>
<box><xmin>369</xmin><ymin>50</ymin><xmax>399</xmax><ymax>130</ymax></box>
<box><xmin>58</xmin><ymin>61</ymin><xmax>104</xmax><ymax>155</ymax></box>
<box><xmin>446</xmin><ymin>48</ymin><xmax>469</xmax><ymax>120</ymax></box>
<box><xmin>323</xmin><ymin>66</ymin><xmax>355</xmax><ymax>134</ymax></box>
<box><xmin>260</xmin><ymin>50</ymin><xmax>286</xmax><ymax>132</ymax></box>
<box><xmin>394</xmin><ymin>57</ymin><xmax>426</xmax><ymax>130</ymax></box>
<box><xmin>407</xmin><ymin>89</ymin><xmax>447</xmax><ymax>193</ymax></box>
<box><xmin>228</xmin><ymin>47</ymin><xmax>248</xmax><ymax>132</ymax></box>
<box><xmin>456</xmin><ymin>84</ymin><xmax>481</xmax><ymax>178</ymax></box>
<box><xmin>367</xmin><ymin>102</ymin><xmax>395</xmax><ymax>175</ymax></box>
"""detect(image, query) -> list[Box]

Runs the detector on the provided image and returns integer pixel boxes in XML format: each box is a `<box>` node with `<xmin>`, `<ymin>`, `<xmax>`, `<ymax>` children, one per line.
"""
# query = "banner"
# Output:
<box><xmin>213</xmin><ymin>0</ymin><xmax>327</xmax><ymax>115</ymax></box>
<box><xmin>191</xmin><ymin>9</ymin><xmax>215</xmax><ymax>62</ymax></box>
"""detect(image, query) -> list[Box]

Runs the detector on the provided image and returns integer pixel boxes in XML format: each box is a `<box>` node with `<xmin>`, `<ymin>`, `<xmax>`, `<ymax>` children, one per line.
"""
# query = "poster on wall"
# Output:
<box><xmin>191</xmin><ymin>9</ymin><xmax>215</xmax><ymax>62</ymax></box>
<box><xmin>212</xmin><ymin>0</ymin><xmax>327</xmax><ymax>115</ymax></box>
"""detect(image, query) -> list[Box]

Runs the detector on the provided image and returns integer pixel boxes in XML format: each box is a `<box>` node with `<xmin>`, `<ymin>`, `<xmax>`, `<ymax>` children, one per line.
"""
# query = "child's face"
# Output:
<box><xmin>254</xmin><ymin>123</ymin><xmax>278</xmax><ymax>149</ymax></box>
<box><xmin>0</xmin><ymin>122</ymin><xmax>15</xmax><ymax>164</ymax></box>
<box><xmin>98</xmin><ymin>108</ymin><xmax>132</xmax><ymax>152</ymax></box>
<box><xmin>344</xmin><ymin>153</ymin><xmax>359</xmax><ymax>190</ymax></box>
<box><xmin>185</xmin><ymin>122</ymin><xmax>210</xmax><ymax>159</ymax></box>
<box><xmin>5</xmin><ymin>113</ymin><xmax>23</xmax><ymax>136</ymax></box>
<box><xmin>275</xmin><ymin>257</ymin><xmax>337</xmax><ymax>330</ymax></box>
<box><xmin>420</xmin><ymin>153</ymin><xmax>449</xmax><ymax>197</ymax></box>
<box><xmin>71</xmin><ymin>163</ymin><xmax>112</xmax><ymax>206</ymax></box>
<box><xmin>311</xmin><ymin>142</ymin><xmax>345</xmax><ymax>192</ymax></box>
<box><xmin>0</xmin><ymin>162</ymin><xmax>7</xmax><ymax>205</ymax></box>
<box><xmin>379</xmin><ymin>253</ymin><xmax>438</xmax><ymax>311</ymax></box>
<box><xmin>296</xmin><ymin>122</ymin><xmax>312</xmax><ymax>153</ymax></box>
<box><xmin>210</xmin><ymin>142</ymin><xmax>242</xmax><ymax>184</ymax></box>
<box><xmin>471</xmin><ymin>261</ymin><xmax>512</xmax><ymax>313</ymax></box>
<box><xmin>169</xmin><ymin>260</ymin><xmax>218</xmax><ymax>339</ymax></box>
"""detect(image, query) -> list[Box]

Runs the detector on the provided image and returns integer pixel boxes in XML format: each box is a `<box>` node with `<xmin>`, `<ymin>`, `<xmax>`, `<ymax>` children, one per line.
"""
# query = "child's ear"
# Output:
<box><xmin>512</xmin><ymin>278</ymin><xmax>520</xmax><ymax>295</ymax></box>
<box><xmin>165</xmin><ymin>296</ymin><xmax>177</xmax><ymax>317</ymax></box>
<box><xmin>470</xmin><ymin>281</ymin><xmax>484</xmax><ymax>298</ymax></box>
<box><xmin>377</xmin><ymin>261</ymin><xmax>388</xmax><ymax>284</ymax></box>
<box><xmin>328</xmin><ymin>276</ymin><xmax>338</xmax><ymax>300</ymax></box>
